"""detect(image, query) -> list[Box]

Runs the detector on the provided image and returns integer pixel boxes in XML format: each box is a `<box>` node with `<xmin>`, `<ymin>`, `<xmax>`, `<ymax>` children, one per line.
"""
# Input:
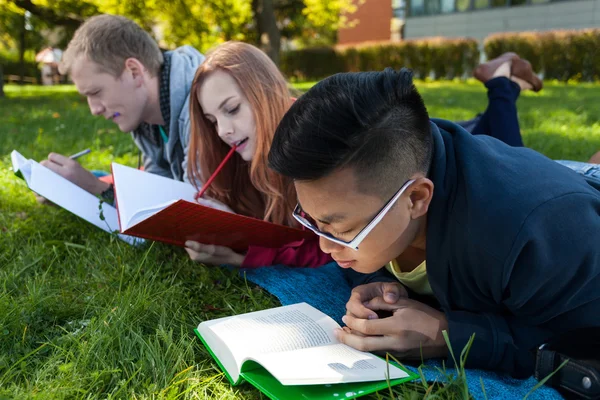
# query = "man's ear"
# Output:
<box><xmin>409</xmin><ymin>178</ymin><xmax>434</xmax><ymax>219</ymax></box>
<box><xmin>124</xmin><ymin>58</ymin><xmax>146</xmax><ymax>86</ymax></box>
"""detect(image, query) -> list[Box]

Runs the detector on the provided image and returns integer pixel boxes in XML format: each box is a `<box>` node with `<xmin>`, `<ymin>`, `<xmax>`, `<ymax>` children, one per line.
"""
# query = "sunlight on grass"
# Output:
<box><xmin>1</xmin><ymin>82</ymin><xmax>599</xmax><ymax>398</ymax></box>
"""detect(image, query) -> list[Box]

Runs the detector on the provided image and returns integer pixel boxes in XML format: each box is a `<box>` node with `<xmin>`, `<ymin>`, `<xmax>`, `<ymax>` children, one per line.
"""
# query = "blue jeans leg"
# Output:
<box><xmin>556</xmin><ymin>160</ymin><xmax>600</xmax><ymax>188</ymax></box>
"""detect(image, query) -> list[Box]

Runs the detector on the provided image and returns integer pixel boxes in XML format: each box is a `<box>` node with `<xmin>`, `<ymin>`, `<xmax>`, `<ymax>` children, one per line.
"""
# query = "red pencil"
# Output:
<box><xmin>195</xmin><ymin>144</ymin><xmax>238</xmax><ymax>201</ymax></box>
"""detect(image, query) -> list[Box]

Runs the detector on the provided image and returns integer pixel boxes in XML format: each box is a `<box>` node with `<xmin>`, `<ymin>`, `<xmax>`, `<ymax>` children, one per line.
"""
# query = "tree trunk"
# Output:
<box><xmin>12</xmin><ymin>0</ymin><xmax>83</xmax><ymax>30</ymax></box>
<box><xmin>0</xmin><ymin>64</ymin><xmax>4</xmax><ymax>97</ymax></box>
<box><xmin>19</xmin><ymin>13</ymin><xmax>26</xmax><ymax>85</ymax></box>
<box><xmin>252</xmin><ymin>0</ymin><xmax>281</xmax><ymax>66</ymax></box>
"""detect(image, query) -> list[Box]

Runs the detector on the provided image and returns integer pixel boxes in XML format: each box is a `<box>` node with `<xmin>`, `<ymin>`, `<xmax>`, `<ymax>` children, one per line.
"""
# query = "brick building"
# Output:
<box><xmin>338</xmin><ymin>0</ymin><xmax>600</xmax><ymax>44</ymax></box>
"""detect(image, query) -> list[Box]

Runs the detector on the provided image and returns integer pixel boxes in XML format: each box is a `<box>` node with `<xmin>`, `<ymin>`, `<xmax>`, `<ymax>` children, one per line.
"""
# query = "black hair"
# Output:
<box><xmin>268</xmin><ymin>68</ymin><xmax>433</xmax><ymax>199</ymax></box>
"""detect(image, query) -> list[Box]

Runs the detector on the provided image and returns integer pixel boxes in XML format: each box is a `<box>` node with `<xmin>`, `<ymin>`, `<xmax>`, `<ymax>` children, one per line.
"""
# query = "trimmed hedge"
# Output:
<box><xmin>484</xmin><ymin>29</ymin><xmax>600</xmax><ymax>82</ymax></box>
<box><xmin>0</xmin><ymin>53</ymin><xmax>40</xmax><ymax>82</ymax></box>
<box><xmin>282</xmin><ymin>28</ymin><xmax>600</xmax><ymax>82</ymax></box>
<box><xmin>281</xmin><ymin>38</ymin><xmax>480</xmax><ymax>81</ymax></box>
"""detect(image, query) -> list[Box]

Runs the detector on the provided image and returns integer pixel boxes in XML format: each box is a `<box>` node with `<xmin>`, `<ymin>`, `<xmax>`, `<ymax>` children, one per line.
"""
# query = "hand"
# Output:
<box><xmin>35</xmin><ymin>193</ymin><xmax>56</xmax><ymax>205</ymax></box>
<box><xmin>345</xmin><ymin>282</ymin><xmax>408</xmax><ymax>320</ymax></box>
<box><xmin>336</xmin><ymin>297</ymin><xmax>449</xmax><ymax>360</ymax></box>
<box><xmin>185</xmin><ymin>241</ymin><xmax>245</xmax><ymax>266</ymax></box>
<box><xmin>40</xmin><ymin>153</ymin><xmax>109</xmax><ymax>195</ymax></box>
<box><xmin>196</xmin><ymin>197</ymin><xmax>235</xmax><ymax>214</ymax></box>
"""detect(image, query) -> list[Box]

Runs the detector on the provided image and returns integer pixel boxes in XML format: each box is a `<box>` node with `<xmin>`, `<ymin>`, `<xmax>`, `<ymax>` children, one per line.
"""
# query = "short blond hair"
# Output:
<box><xmin>59</xmin><ymin>14</ymin><xmax>164</xmax><ymax>77</ymax></box>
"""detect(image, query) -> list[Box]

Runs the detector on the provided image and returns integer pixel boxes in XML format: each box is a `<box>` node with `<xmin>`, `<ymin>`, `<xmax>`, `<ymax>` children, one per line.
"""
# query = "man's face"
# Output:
<box><xmin>295</xmin><ymin>168</ymin><xmax>429</xmax><ymax>274</ymax></box>
<box><xmin>71</xmin><ymin>55</ymin><xmax>148</xmax><ymax>132</ymax></box>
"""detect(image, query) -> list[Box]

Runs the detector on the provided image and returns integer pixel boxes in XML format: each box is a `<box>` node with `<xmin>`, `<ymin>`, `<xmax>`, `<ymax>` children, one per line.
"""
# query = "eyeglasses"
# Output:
<box><xmin>292</xmin><ymin>179</ymin><xmax>415</xmax><ymax>250</ymax></box>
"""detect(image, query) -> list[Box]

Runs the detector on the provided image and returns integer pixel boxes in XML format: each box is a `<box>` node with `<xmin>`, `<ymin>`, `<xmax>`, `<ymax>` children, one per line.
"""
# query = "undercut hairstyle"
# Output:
<box><xmin>268</xmin><ymin>68</ymin><xmax>433</xmax><ymax>199</ymax></box>
<box><xmin>60</xmin><ymin>14</ymin><xmax>163</xmax><ymax>77</ymax></box>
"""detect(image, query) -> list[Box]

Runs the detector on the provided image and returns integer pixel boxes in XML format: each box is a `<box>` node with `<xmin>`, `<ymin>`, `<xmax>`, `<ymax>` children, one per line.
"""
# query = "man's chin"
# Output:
<box><xmin>116</xmin><ymin>122</ymin><xmax>135</xmax><ymax>133</ymax></box>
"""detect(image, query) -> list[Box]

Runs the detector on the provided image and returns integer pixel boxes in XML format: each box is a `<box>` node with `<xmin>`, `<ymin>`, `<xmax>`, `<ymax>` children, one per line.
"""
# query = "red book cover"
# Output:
<box><xmin>111</xmin><ymin>163</ymin><xmax>314</xmax><ymax>252</ymax></box>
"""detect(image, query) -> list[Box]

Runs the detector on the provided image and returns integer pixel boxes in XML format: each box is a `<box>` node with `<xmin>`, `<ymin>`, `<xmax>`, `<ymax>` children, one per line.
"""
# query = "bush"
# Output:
<box><xmin>280</xmin><ymin>47</ymin><xmax>344</xmax><ymax>81</ymax></box>
<box><xmin>281</xmin><ymin>38</ymin><xmax>480</xmax><ymax>81</ymax></box>
<box><xmin>0</xmin><ymin>50</ymin><xmax>40</xmax><ymax>82</ymax></box>
<box><xmin>484</xmin><ymin>29</ymin><xmax>600</xmax><ymax>82</ymax></box>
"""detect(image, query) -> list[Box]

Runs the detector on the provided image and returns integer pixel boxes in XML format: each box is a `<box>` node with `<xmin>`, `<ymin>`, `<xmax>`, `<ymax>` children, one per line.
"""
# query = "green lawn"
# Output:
<box><xmin>1</xmin><ymin>81</ymin><xmax>599</xmax><ymax>399</ymax></box>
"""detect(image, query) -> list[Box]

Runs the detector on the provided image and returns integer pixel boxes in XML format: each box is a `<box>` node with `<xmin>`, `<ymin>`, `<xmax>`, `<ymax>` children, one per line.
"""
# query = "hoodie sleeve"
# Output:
<box><xmin>446</xmin><ymin>193</ymin><xmax>600</xmax><ymax>377</ymax></box>
<box><xmin>241</xmin><ymin>237</ymin><xmax>332</xmax><ymax>268</ymax></box>
<box><xmin>180</xmin><ymin>107</ymin><xmax>193</xmax><ymax>184</ymax></box>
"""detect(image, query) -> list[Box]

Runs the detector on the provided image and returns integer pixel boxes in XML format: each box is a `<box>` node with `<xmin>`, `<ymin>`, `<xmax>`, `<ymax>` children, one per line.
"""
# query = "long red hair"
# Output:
<box><xmin>188</xmin><ymin>41</ymin><xmax>297</xmax><ymax>226</ymax></box>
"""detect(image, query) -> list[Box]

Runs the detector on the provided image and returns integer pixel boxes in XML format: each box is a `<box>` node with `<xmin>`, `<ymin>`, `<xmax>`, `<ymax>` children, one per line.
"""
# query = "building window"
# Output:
<box><xmin>440</xmin><ymin>0</ymin><xmax>456</xmax><ymax>13</ymax></box>
<box><xmin>392</xmin><ymin>0</ymin><xmax>407</xmax><ymax>18</ymax></box>
<box><xmin>410</xmin><ymin>0</ymin><xmax>426</xmax><ymax>16</ymax></box>
<box><xmin>408</xmin><ymin>0</ymin><xmax>555</xmax><ymax>17</ymax></box>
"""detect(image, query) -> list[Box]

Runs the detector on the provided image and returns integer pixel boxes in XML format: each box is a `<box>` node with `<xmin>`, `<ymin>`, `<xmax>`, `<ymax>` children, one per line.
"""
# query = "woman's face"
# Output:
<box><xmin>197</xmin><ymin>69</ymin><xmax>257</xmax><ymax>161</ymax></box>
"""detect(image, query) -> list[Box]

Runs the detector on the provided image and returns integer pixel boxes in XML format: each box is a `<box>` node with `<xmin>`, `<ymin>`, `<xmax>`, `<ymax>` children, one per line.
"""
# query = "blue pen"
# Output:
<box><xmin>69</xmin><ymin>148</ymin><xmax>91</xmax><ymax>160</ymax></box>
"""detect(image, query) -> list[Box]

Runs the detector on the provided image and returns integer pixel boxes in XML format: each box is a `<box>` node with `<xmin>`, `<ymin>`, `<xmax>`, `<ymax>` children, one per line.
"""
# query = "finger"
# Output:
<box><xmin>342</xmin><ymin>325</ymin><xmax>367</xmax><ymax>337</ymax></box>
<box><xmin>381</xmin><ymin>282</ymin><xmax>407</xmax><ymax>303</ymax></box>
<box><xmin>185</xmin><ymin>241</ymin><xmax>219</xmax><ymax>255</ymax></box>
<box><xmin>48</xmin><ymin>152</ymin><xmax>71</xmax><ymax>166</ymax></box>
<box><xmin>41</xmin><ymin>159</ymin><xmax>64</xmax><ymax>175</ymax></box>
<box><xmin>364</xmin><ymin>296</ymin><xmax>407</xmax><ymax>311</ymax></box>
<box><xmin>184</xmin><ymin>241</ymin><xmax>204</xmax><ymax>252</ymax></box>
<box><xmin>346</xmin><ymin>289</ymin><xmax>379</xmax><ymax>320</ymax></box>
<box><xmin>35</xmin><ymin>194</ymin><xmax>49</xmax><ymax>204</ymax></box>
<box><xmin>342</xmin><ymin>314</ymin><xmax>399</xmax><ymax>336</ymax></box>
<box><xmin>185</xmin><ymin>247</ymin><xmax>220</xmax><ymax>264</ymax></box>
<box><xmin>346</xmin><ymin>291</ymin><xmax>377</xmax><ymax>319</ymax></box>
<box><xmin>196</xmin><ymin>243</ymin><xmax>217</xmax><ymax>255</ymax></box>
<box><xmin>196</xmin><ymin>198</ymin><xmax>218</xmax><ymax>208</ymax></box>
<box><xmin>334</xmin><ymin>328</ymin><xmax>396</xmax><ymax>353</ymax></box>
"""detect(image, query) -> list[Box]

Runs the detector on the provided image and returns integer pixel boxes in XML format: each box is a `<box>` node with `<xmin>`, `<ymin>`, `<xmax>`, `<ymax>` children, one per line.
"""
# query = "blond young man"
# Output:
<box><xmin>41</xmin><ymin>14</ymin><xmax>205</xmax><ymax>203</ymax></box>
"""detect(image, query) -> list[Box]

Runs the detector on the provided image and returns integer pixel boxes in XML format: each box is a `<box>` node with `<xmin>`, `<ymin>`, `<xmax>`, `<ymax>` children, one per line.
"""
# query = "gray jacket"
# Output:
<box><xmin>131</xmin><ymin>45</ymin><xmax>205</xmax><ymax>183</ymax></box>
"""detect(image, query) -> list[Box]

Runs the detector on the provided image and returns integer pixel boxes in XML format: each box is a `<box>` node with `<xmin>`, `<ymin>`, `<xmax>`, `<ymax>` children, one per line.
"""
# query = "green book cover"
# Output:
<box><xmin>194</xmin><ymin>328</ymin><xmax>418</xmax><ymax>400</ymax></box>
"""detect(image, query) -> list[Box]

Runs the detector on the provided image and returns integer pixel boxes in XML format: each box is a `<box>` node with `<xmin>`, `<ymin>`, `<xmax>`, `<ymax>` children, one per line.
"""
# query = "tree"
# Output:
<box><xmin>252</xmin><ymin>0</ymin><xmax>280</xmax><ymax>65</ymax></box>
<box><xmin>1</xmin><ymin>0</ymin><xmax>358</xmax><ymax>71</ymax></box>
<box><xmin>0</xmin><ymin>64</ymin><xmax>4</xmax><ymax>96</ymax></box>
<box><xmin>11</xmin><ymin>0</ymin><xmax>85</xmax><ymax>30</ymax></box>
<box><xmin>1</xmin><ymin>1</ymin><xmax>48</xmax><ymax>83</ymax></box>
<box><xmin>156</xmin><ymin>0</ymin><xmax>253</xmax><ymax>53</ymax></box>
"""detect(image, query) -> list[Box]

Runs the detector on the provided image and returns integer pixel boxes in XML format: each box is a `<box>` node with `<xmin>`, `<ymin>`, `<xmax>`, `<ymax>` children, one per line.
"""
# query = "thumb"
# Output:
<box><xmin>382</xmin><ymin>282</ymin><xmax>402</xmax><ymax>303</ymax></box>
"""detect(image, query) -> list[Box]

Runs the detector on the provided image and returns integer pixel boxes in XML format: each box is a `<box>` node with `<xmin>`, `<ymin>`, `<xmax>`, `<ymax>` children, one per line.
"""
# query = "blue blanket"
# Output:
<box><xmin>241</xmin><ymin>262</ymin><xmax>561</xmax><ymax>400</ymax></box>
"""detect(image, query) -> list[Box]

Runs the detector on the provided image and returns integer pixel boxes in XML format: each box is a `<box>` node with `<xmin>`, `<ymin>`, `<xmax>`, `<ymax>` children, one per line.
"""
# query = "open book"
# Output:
<box><xmin>112</xmin><ymin>163</ymin><xmax>315</xmax><ymax>251</ymax></box>
<box><xmin>10</xmin><ymin>150</ymin><xmax>140</xmax><ymax>246</ymax></box>
<box><xmin>195</xmin><ymin>303</ymin><xmax>417</xmax><ymax>400</ymax></box>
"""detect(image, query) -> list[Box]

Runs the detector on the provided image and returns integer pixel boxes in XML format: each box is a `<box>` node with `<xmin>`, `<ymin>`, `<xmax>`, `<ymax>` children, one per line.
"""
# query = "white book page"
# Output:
<box><xmin>196</xmin><ymin>323</ymin><xmax>242</xmax><ymax>383</ymax></box>
<box><xmin>258</xmin><ymin>343</ymin><xmax>408</xmax><ymax>385</ymax></box>
<box><xmin>198</xmin><ymin>303</ymin><xmax>341</xmax><ymax>383</ymax></box>
<box><xmin>12</xmin><ymin>153</ymin><xmax>139</xmax><ymax>245</ymax></box>
<box><xmin>11</xmin><ymin>150</ymin><xmax>32</xmax><ymax>181</ymax></box>
<box><xmin>111</xmin><ymin>163</ymin><xmax>198</xmax><ymax>230</ymax></box>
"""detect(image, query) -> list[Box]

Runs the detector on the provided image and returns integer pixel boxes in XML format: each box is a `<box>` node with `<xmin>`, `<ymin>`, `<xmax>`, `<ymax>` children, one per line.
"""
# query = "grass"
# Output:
<box><xmin>1</xmin><ymin>81</ymin><xmax>599</xmax><ymax>399</ymax></box>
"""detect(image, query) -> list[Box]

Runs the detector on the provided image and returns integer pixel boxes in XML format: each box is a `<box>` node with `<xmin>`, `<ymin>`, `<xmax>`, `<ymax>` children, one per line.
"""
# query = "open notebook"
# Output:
<box><xmin>10</xmin><ymin>150</ymin><xmax>140</xmax><ymax>245</ymax></box>
<box><xmin>112</xmin><ymin>163</ymin><xmax>315</xmax><ymax>251</ymax></box>
<box><xmin>195</xmin><ymin>302</ymin><xmax>417</xmax><ymax>400</ymax></box>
